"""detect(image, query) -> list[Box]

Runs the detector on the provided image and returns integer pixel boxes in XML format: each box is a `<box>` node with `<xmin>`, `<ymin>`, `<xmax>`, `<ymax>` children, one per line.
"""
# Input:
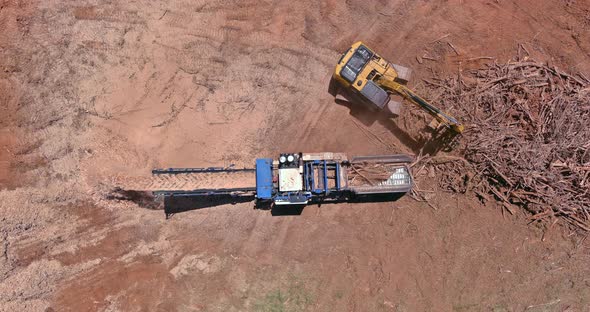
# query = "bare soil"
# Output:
<box><xmin>1</xmin><ymin>0</ymin><xmax>590</xmax><ymax>311</ymax></box>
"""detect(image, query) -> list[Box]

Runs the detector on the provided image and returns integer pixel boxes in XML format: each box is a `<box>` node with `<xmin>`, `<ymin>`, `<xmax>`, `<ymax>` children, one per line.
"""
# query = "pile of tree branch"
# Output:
<box><xmin>429</xmin><ymin>59</ymin><xmax>590</xmax><ymax>231</ymax></box>
<box><xmin>349</xmin><ymin>163</ymin><xmax>397</xmax><ymax>186</ymax></box>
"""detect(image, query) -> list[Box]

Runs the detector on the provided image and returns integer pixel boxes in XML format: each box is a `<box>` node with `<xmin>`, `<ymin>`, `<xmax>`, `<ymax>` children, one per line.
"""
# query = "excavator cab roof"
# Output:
<box><xmin>340</xmin><ymin>44</ymin><xmax>373</xmax><ymax>83</ymax></box>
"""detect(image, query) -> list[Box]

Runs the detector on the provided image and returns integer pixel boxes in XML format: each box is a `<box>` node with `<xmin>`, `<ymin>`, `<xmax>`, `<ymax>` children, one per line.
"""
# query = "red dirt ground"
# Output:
<box><xmin>1</xmin><ymin>0</ymin><xmax>590</xmax><ymax>311</ymax></box>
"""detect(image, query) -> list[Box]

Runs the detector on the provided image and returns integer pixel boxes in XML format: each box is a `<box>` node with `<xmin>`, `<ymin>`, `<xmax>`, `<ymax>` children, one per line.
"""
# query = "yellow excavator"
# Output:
<box><xmin>329</xmin><ymin>41</ymin><xmax>464</xmax><ymax>135</ymax></box>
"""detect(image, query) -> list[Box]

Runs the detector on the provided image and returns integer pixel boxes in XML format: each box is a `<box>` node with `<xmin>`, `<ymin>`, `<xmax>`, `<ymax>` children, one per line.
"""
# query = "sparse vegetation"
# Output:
<box><xmin>253</xmin><ymin>276</ymin><xmax>313</xmax><ymax>312</ymax></box>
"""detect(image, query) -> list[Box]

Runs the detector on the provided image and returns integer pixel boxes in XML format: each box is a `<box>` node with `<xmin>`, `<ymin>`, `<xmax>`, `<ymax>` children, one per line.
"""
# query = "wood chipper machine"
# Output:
<box><xmin>134</xmin><ymin>152</ymin><xmax>414</xmax><ymax>208</ymax></box>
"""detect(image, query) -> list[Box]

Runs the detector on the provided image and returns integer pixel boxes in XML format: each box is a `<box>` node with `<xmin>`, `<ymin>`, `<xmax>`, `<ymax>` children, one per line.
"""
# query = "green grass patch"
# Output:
<box><xmin>253</xmin><ymin>276</ymin><xmax>314</xmax><ymax>312</ymax></box>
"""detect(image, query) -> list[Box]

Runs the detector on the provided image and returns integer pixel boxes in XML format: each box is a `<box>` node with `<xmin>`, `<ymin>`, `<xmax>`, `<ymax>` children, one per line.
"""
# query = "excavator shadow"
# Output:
<box><xmin>334</xmin><ymin>97</ymin><xmax>458</xmax><ymax>155</ymax></box>
<box><xmin>108</xmin><ymin>190</ymin><xmax>406</xmax><ymax>218</ymax></box>
<box><xmin>334</xmin><ymin>97</ymin><xmax>424</xmax><ymax>153</ymax></box>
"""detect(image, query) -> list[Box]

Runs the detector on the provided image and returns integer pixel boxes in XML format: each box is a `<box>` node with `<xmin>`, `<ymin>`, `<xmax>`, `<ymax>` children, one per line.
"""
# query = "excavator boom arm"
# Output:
<box><xmin>377</xmin><ymin>78</ymin><xmax>464</xmax><ymax>134</ymax></box>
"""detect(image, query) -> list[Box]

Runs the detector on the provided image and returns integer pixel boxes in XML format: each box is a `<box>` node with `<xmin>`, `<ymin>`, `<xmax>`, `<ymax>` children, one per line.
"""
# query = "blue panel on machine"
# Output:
<box><xmin>255</xmin><ymin>158</ymin><xmax>273</xmax><ymax>199</ymax></box>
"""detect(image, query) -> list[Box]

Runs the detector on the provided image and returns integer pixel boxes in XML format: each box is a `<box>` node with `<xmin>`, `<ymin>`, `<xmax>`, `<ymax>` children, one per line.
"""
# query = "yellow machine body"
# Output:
<box><xmin>332</xmin><ymin>41</ymin><xmax>464</xmax><ymax>134</ymax></box>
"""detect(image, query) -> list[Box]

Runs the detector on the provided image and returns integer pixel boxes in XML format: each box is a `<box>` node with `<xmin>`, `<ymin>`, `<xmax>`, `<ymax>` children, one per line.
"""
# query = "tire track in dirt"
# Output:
<box><xmin>295</xmin><ymin>98</ymin><xmax>333</xmax><ymax>149</ymax></box>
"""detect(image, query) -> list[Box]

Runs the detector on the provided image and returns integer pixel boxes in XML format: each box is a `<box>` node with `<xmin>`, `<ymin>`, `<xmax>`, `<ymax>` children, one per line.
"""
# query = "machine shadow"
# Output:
<box><xmin>163</xmin><ymin>195</ymin><xmax>255</xmax><ymax>218</ymax></box>
<box><xmin>269</xmin><ymin>193</ymin><xmax>406</xmax><ymax>216</ymax></box>
<box><xmin>163</xmin><ymin>195</ymin><xmax>305</xmax><ymax>217</ymax></box>
<box><xmin>162</xmin><ymin>192</ymin><xmax>406</xmax><ymax>218</ymax></box>
<box><xmin>334</xmin><ymin>98</ymin><xmax>423</xmax><ymax>152</ymax></box>
<box><xmin>315</xmin><ymin>192</ymin><xmax>407</xmax><ymax>207</ymax></box>
<box><xmin>348</xmin><ymin>192</ymin><xmax>406</xmax><ymax>203</ymax></box>
<box><xmin>334</xmin><ymin>97</ymin><xmax>454</xmax><ymax>155</ymax></box>
<box><xmin>269</xmin><ymin>205</ymin><xmax>305</xmax><ymax>216</ymax></box>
